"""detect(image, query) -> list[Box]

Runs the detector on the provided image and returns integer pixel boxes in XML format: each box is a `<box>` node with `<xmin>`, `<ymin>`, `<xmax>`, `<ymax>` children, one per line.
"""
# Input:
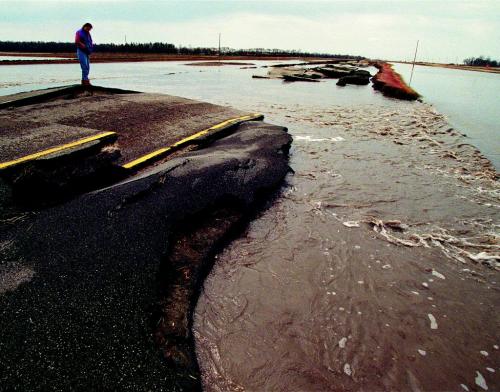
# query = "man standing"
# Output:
<box><xmin>75</xmin><ymin>23</ymin><xmax>93</xmax><ymax>86</ymax></box>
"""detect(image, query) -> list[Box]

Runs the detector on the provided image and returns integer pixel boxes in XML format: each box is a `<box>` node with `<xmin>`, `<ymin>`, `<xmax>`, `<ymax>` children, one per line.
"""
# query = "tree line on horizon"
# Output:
<box><xmin>0</xmin><ymin>40</ymin><xmax>364</xmax><ymax>59</ymax></box>
<box><xmin>463</xmin><ymin>56</ymin><xmax>498</xmax><ymax>67</ymax></box>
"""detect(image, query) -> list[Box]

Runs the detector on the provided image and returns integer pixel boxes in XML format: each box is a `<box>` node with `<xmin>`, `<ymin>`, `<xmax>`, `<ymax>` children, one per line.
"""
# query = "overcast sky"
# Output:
<box><xmin>0</xmin><ymin>0</ymin><xmax>499</xmax><ymax>62</ymax></box>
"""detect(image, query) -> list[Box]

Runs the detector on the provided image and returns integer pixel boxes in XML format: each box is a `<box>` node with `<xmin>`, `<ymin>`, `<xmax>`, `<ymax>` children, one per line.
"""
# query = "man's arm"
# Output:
<box><xmin>75</xmin><ymin>31</ymin><xmax>87</xmax><ymax>51</ymax></box>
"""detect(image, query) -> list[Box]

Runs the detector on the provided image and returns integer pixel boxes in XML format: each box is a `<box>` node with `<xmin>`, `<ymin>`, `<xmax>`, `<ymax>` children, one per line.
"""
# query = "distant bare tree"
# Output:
<box><xmin>463</xmin><ymin>56</ymin><xmax>498</xmax><ymax>67</ymax></box>
<box><xmin>0</xmin><ymin>40</ymin><xmax>364</xmax><ymax>60</ymax></box>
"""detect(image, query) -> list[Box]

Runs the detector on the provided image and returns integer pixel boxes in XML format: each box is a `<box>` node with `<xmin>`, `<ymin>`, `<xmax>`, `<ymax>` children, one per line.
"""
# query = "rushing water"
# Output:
<box><xmin>392</xmin><ymin>63</ymin><xmax>500</xmax><ymax>170</ymax></box>
<box><xmin>195</xmin><ymin>102</ymin><xmax>499</xmax><ymax>391</ymax></box>
<box><xmin>1</xmin><ymin>61</ymin><xmax>499</xmax><ymax>391</ymax></box>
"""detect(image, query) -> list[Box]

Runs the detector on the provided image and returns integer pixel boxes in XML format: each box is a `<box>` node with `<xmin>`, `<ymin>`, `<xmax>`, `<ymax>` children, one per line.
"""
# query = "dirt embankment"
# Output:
<box><xmin>392</xmin><ymin>60</ymin><xmax>500</xmax><ymax>74</ymax></box>
<box><xmin>371</xmin><ymin>62</ymin><xmax>420</xmax><ymax>100</ymax></box>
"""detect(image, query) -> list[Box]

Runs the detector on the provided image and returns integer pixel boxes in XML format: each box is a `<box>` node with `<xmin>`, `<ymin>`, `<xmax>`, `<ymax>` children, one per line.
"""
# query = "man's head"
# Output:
<box><xmin>82</xmin><ymin>23</ymin><xmax>93</xmax><ymax>32</ymax></box>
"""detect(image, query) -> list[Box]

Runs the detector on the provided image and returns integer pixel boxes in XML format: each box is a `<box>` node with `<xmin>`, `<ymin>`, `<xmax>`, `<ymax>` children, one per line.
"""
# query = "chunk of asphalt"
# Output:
<box><xmin>1</xmin><ymin>134</ymin><xmax>123</xmax><ymax>206</ymax></box>
<box><xmin>0</xmin><ymin>121</ymin><xmax>292</xmax><ymax>390</ymax></box>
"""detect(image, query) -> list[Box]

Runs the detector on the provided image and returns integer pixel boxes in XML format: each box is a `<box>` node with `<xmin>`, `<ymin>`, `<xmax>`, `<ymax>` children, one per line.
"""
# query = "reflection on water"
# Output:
<box><xmin>1</xmin><ymin>60</ymin><xmax>499</xmax><ymax>391</ymax></box>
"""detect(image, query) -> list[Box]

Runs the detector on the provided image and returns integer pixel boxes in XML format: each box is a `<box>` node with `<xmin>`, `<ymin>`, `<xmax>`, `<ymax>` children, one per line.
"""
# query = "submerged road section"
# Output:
<box><xmin>0</xmin><ymin>86</ymin><xmax>291</xmax><ymax>390</ymax></box>
<box><xmin>193</xmin><ymin>94</ymin><xmax>499</xmax><ymax>392</ymax></box>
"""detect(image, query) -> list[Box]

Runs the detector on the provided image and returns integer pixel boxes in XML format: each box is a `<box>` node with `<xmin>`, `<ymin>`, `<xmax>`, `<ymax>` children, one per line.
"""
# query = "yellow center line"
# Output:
<box><xmin>122</xmin><ymin>113</ymin><xmax>263</xmax><ymax>170</ymax></box>
<box><xmin>122</xmin><ymin>147</ymin><xmax>172</xmax><ymax>170</ymax></box>
<box><xmin>0</xmin><ymin>131</ymin><xmax>117</xmax><ymax>170</ymax></box>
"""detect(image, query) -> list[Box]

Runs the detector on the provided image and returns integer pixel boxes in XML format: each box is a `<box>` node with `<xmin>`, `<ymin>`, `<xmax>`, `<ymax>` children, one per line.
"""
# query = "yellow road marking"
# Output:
<box><xmin>0</xmin><ymin>131</ymin><xmax>117</xmax><ymax>170</ymax></box>
<box><xmin>172</xmin><ymin>113</ymin><xmax>262</xmax><ymax>147</ymax></box>
<box><xmin>122</xmin><ymin>113</ymin><xmax>263</xmax><ymax>170</ymax></box>
<box><xmin>122</xmin><ymin>147</ymin><xmax>172</xmax><ymax>169</ymax></box>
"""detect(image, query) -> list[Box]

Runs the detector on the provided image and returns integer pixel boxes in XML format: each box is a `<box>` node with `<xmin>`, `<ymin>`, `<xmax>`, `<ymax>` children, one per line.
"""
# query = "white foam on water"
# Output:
<box><xmin>339</xmin><ymin>337</ymin><xmax>347</xmax><ymax>348</ymax></box>
<box><xmin>295</xmin><ymin>135</ymin><xmax>345</xmax><ymax>143</ymax></box>
<box><xmin>418</xmin><ymin>349</ymin><xmax>426</xmax><ymax>356</ymax></box>
<box><xmin>343</xmin><ymin>363</ymin><xmax>352</xmax><ymax>376</ymax></box>
<box><xmin>460</xmin><ymin>384</ymin><xmax>469</xmax><ymax>391</ymax></box>
<box><xmin>480</xmin><ymin>351</ymin><xmax>489</xmax><ymax>356</ymax></box>
<box><xmin>486</xmin><ymin>368</ymin><xmax>495</xmax><ymax>373</ymax></box>
<box><xmin>411</xmin><ymin>291</ymin><xmax>420</xmax><ymax>295</ymax></box>
<box><xmin>428</xmin><ymin>314</ymin><xmax>438</xmax><ymax>329</ymax></box>
<box><xmin>432</xmin><ymin>270</ymin><xmax>446</xmax><ymax>279</ymax></box>
<box><xmin>475</xmin><ymin>371</ymin><xmax>488</xmax><ymax>390</ymax></box>
<box><xmin>343</xmin><ymin>221</ymin><xmax>360</xmax><ymax>228</ymax></box>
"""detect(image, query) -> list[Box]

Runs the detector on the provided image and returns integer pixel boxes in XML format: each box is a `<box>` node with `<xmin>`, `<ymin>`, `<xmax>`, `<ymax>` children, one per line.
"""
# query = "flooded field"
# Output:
<box><xmin>1</xmin><ymin>61</ymin><xmax>499</xmax><ymax>390</ymax></box>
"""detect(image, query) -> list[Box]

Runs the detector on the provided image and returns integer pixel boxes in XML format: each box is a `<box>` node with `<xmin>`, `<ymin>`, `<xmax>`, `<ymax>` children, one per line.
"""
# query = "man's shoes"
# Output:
<box><xmin>81</xmin><ymin>80</ymin><xmax>91</xmax><ymax>86</ymax></box>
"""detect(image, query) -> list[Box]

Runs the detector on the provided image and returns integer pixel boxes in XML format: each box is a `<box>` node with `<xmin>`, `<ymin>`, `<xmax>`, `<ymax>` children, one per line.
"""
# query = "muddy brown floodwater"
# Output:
<box><xmin>194</xmin><ymin>99</ymin><xmax>499</xmax><ymax>391</ymax></box>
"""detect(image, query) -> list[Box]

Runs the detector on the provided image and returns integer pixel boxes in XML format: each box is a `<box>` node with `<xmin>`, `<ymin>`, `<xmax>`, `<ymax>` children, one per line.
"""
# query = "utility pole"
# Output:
<box><xmin>125</xmin><ymin>35</ymin><xmax>127</xmax><ymax>45</ymax></box>
<box><xmin>409</xmin><ymin>39</ymin><xmax>419</xmax><ymax>86</ymax></box>
<box><xmin>218</xmin><ymin>33</ymin><xmax>221</xmax><ymax>58</ymax></box>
